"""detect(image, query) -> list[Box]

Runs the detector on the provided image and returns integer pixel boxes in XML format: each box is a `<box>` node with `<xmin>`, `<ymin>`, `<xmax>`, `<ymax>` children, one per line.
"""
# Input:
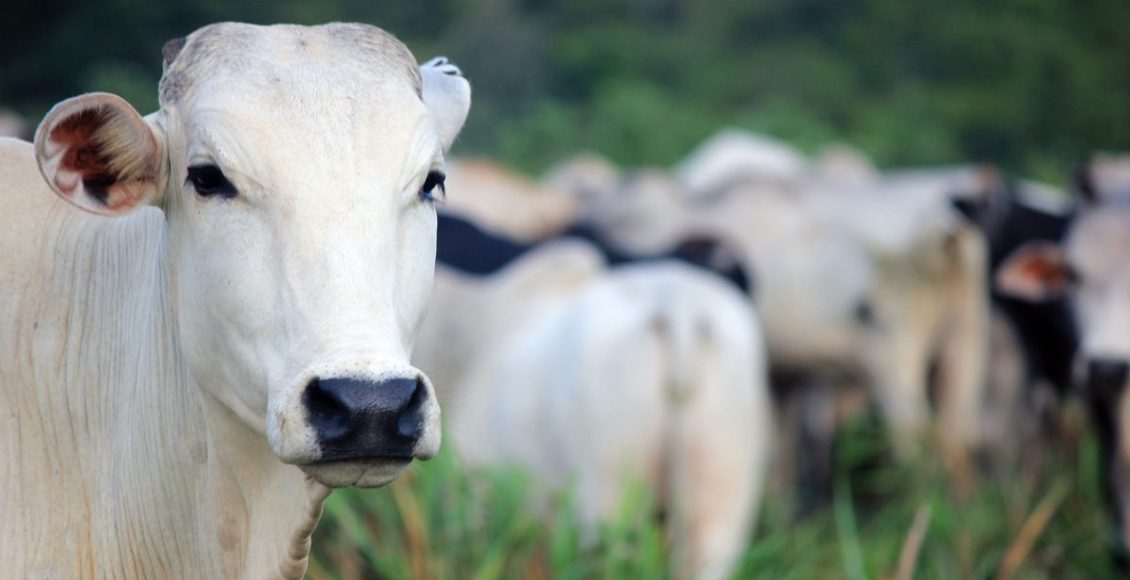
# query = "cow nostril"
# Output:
<box><xmin>397</xmin><ymin>377</ymin><xmax>427</xmax><ymax>439</ymax></box>
<box><xmin>303</xmin><ymin>378</ymin><xmax>350</xmax><ymax>436</ymax></box>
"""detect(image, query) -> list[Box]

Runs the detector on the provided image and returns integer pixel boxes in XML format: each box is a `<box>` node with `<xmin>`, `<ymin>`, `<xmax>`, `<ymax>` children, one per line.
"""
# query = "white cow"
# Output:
<box><xmin>674</xmin><ymin>128</ymin><xmax>809</xmax><ymax>202</ymax></box>
<box><xmin>810</xmin><ymin>180</ymin><xmax>989</xmax><ymax>460</ymax></box>
<box><xmin>440</xmin><ymin>157</ymin><xmax>581</xmax><ymax>240</ymax></box>
<box><xmin>0</xmin><ymin>23</ymin><xmax>470</xmax><ymax>578</ymax></box>
<box><xmin>553</xmin><ymin>161</ymin><xmax>989</xmax><ymax>468</ymax></box>
<box><xmin>415</xmin><ymin>245</ymin><xmax>772</xmax><ymax>580</ymax></box>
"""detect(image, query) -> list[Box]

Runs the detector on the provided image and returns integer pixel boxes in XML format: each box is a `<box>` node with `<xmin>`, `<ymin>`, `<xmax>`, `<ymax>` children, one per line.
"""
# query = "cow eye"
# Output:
<box><xmin>419</xmin><ymin>170</ymin><xmax>446</xmax><ymax>204</ymax></box>
<box><xmin>187</xmin><ymin>165</ymin><xmax>237</xmax><ymax>198</ymax></box>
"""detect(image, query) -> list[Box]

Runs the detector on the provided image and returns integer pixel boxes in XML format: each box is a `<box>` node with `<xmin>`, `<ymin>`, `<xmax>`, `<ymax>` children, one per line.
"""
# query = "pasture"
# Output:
<box><xmin>310</xmin><ymin>408</ymin><xmax>1113</xmax><ymax>579</ymax></box>
<box><xmin>4</xmin><ymin>3</ymin><xmax>1130</xmax><ymax>579</ymax></box>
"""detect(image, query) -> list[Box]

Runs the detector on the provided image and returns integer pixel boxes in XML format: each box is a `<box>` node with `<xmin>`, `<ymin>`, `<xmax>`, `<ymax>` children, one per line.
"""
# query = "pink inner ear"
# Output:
<box><xmin>997</xmin><ymin>245</ymin><xmax>1069</xmax><ymax>301</ymax></box>
<box><xmin>1021</xmin><ymin>258</ymin><xmax>1069</xmax><ymax>293</ymax></box>
<box><xmin>49</xmin><ymin>107</ymin><xmax>119</xmax><ymax>204</ymax></box>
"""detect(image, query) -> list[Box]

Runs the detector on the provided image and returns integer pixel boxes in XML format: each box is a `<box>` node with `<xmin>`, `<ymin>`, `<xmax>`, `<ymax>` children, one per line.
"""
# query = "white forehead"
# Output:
<box><xmin>161</xmin><ymin>23</ymin><xmax>422</xmax><ymax>105</ymax></box>
<box><xmin>159</xmin><ymin>23</ymin><xmax>438</xmax><ymax>183</ymax></box>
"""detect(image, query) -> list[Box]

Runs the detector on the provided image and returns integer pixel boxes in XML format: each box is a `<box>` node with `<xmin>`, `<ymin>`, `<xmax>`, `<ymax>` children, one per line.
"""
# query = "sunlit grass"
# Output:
<box><xmin>310</xmin><ymin>408</ymin><xmax>1116</xmax><ymax>579</ymax></box>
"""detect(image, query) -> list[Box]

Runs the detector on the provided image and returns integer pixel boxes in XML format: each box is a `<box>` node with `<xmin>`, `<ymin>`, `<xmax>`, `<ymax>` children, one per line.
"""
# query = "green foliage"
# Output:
<box><xmin>309</xmin><ymin>448</ymin><xmax>674</xmax><ymax>579</ymax></box>
<box><xmin>3</xmin><ymin>0</ymin><xmax>1128</xmax><ymax>181</ymax></box>
<box><xmin>311</xmin><ymin>410</ymin><xmax>1116</xmax><ymax>579</ymax></box>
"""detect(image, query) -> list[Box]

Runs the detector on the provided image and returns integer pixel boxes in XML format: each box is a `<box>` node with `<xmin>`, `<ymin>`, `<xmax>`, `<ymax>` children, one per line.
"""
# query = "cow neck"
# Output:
<box><xmin>153</xmin><ymin>226</ymin><xmax>333</xmax><ymax>574</ymax></box>
<box><xmin>196</xmin><ymin>391</ymin><xmax>331</xmax><ymax>579</ymax></box>
<box><xmin>35</xmin><ymin>207</ymin><xmax>328</xmax><ymax>578</ymax></box>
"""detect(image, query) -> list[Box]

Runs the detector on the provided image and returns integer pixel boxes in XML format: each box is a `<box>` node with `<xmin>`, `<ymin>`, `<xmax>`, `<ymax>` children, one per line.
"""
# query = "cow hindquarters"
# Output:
<box><xmin>652</xmin><ymin>285</ymin><xmax>771</xmax><ymax>580</ymax></box>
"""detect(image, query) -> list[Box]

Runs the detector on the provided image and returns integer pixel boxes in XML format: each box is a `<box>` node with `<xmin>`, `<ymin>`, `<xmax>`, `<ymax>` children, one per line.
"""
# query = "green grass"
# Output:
<box><xmin>309</xmin><ymin>408</ymin><xmax>1117</xmax><ymax>579</ymax></box>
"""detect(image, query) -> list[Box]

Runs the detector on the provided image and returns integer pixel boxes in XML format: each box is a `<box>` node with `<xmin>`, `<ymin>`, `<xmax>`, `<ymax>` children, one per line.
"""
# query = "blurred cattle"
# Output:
<box><xmin>444</xmin><ymin>157</ymin><xmax>753</xmax><ymax>293</ymax></box>
<box><xmin>945</xmin><ymin>171</ymin><xmax>1078</xmax><ymax>466</ymax></box>
<box><xmin>809</xmin><ymin>144</ymin><xmax>880</xmax><ymax>187</ymax></box>
<box><xmin>809</xmin><ymin>176</ymin><xmax>990</xmax><ymax>465</ymax></box>
<box><xmin>442</xmin><ymin>157</ymin><xmax>580</xmax><ymax>239</ymax></box>
<box><xmin>551</xmin><ymin>138</ymin><xmax>990</xmax><ymax>477</ymax></box>
<box><xmin>436</xmin><ymin>212</ymin><xmax>752</xmax><ymax>293</ymax></box>
<box><xmin>996</xmin><ymin>154</ymin><xmax>1130</xmax><ymax>552</ymax></box>
<box><xmin>674</xmin><ymin>128</ymin><xmax>808</xmax><ymax>202</ymax></box>
<box><xmin>416</xmin><ymin>240</ymin><xmax>772</xmax><ymax>580</ymax></box>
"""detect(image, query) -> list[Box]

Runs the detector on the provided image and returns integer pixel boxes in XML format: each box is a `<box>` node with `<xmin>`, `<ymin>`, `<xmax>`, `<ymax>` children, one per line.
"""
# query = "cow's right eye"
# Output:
<box><xmin>187</xmin><ymin>165</ymin><xmax>237</xmax><ymax>198</ymax></box>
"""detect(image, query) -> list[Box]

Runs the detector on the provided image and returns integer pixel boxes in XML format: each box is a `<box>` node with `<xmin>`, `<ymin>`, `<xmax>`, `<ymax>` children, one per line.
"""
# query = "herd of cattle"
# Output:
<box><xmin>0</xmin><ymin>20</ymin><xmax>1128</xmax><ymax>580</ymax></box>
<box><xmin>419</xmin><ymin>135</ymin><xmax>1099</xmax><ymax>577</ymax></box>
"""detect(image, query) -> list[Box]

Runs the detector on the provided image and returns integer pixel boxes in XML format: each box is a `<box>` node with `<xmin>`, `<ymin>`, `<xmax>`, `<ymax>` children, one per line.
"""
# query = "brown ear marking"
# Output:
<box><xmin>39</xmin><ymin>94</ymin><xmax>161</xmax><ymax>214</ymax></box>
<box><xmin>50</xmin><ymin>106</ymin><xmax>119</xmax><ymax>206</ymax></box>
<box><xmin>996</xmin><ymin>242</ymin><xmax>1071</xmax><ymax>302</ymax></box>
<box><xmin>1019</xmin><ymin>256</ymin><xmax>1071</xmax><ymax>291</ymax></box>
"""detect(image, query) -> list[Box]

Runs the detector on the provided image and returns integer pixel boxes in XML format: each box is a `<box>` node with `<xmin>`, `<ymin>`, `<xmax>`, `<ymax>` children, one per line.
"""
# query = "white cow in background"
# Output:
<box><xmin>415</xmin><ymin>244</ymin><xmax>772</xmax><ymax>580</ymax></box>
<box><xmin>675</xmin><ymin>128</ymin><xmax>808</xmax><ymax>202</ymax></box>
<box><xmin>0</xmin><ymin>23</ymin><xmax>470</xmax><ymax>578</ymax></box>
<box><xmin>442</xmin><ymin>157</ymin><xmax>581</xmax><ymax>240</ymax></box>
<box><xmin>549</xmin><ymin>143</ymin><xmax>990</xmax><ymax>468</ymax></box>
<box><xmin>810</xmin><ymin>179</ymin><xmax>989</xmax><ymax>460</ymax></box>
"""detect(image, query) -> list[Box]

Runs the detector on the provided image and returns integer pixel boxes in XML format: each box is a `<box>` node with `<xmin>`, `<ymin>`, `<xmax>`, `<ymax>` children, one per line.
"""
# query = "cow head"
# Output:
<box><xmin>812</xmin><ymin>184</ymin><xmax>989</xmax><ymax>461</ymax></box>
<box><xmin>33</xmin><ymin>23</ymin><xmax>471</xmax><ymax>488</ymax></box>
<box><xmin>997</xmin><ymin>158</ymin><xmax>1130</xmax><ymax>550</ymax></box>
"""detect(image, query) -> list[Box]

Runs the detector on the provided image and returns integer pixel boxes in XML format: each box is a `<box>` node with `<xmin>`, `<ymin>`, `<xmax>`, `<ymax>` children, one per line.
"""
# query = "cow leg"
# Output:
<box><xmin>795</xmin><ymin>379</ymin><xmax>839</xmax><ymax>515</ymax></box>
<box><xmin>935</xmin><ymin>229</ymin><xmax>990</xmax><ymax>481</ymax></box>
<box><xmin>1084</xmin><ymin>360</ymin><xmax>1130</xmax><ymax>570</ymax></box>
<box><xmin>1090</xmin><ymin>395</ymin><xmax>1130</xmax><ymax>571</ymax></box>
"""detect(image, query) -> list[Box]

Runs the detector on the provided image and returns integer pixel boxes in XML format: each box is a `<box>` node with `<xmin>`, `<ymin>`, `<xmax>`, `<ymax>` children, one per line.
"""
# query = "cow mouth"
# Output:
<box><xmin>299</xmin><ymin>457</ymin><xmax>413</xmax><ymax>488</ymax></box>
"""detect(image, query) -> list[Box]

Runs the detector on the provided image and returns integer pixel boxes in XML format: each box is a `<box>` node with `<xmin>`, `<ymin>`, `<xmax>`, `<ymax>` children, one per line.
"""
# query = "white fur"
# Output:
<box><xmin>675</xmin><ymin>128</ymin><xmax>808</xmax><ymax>200</ymax></box>
<box><xmin>1</xmin><ymin>22</ymin><xmax>470</xmax><ymax>578</ymax></box>
<box><xmin>555</xmin><ymin>159</ymin><xmax>990</xmax><ymax>461</ymax></box>
<box><xmin>440</xmin><ymin>158</ymin><xmax>581</xmax><ymax>240</ymax></box>
<box><xmin>416</xmin><ymin>251</ymin><xmax>771</xmax><ymax>580</ymax></box>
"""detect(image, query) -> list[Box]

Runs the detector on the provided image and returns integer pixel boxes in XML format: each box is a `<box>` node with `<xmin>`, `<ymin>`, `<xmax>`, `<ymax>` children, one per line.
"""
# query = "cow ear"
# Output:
<box><xmin>995</xmin><ymin>242</ymin><xmax>1072</xmax><ymax>302</ymax></box>
<box><xmin>35</xmin><ymin>93</ymin><xmax>164</xmax><ymax>216</ymax></box>
<box><xmin>420</xmin><ymin>57</ymin><xmax>471</xmax><ymax>152</ymax></box>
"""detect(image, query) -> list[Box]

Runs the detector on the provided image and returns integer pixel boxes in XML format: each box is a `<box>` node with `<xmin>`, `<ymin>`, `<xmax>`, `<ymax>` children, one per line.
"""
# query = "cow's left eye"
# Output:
<box><xmin>419</xmin><ymin>170</ymin><xmax>446</xmax><ymax>204</ymax></box>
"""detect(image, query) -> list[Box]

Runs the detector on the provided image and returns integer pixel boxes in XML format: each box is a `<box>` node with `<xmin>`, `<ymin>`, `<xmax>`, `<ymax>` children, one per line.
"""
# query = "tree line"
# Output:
<box><xmin>3</xmin><ymin>0</ymin><xmax>1128</xmax><ymax>180</ymax></box>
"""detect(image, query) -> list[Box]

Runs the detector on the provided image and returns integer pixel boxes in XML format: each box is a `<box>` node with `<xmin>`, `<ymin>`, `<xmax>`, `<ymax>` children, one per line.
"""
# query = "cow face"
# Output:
<box><xmin>33</xmin><ymin>23</ymin><xmax>471</xmax><ymax>488</ymax></box>
<box><xmin>812</xmin><ymin>185</ymin><xmax>989</xmax><ymax>458</ymax></box>
<box><xmin>854</xmin><ymin>224</ymin><xmax>969</xmax><ymax>454</ymax></box>
<box><xmin>998</xmin><ymin>198</ymin><xmax>1130</xmax><ymax>548</ymax></box>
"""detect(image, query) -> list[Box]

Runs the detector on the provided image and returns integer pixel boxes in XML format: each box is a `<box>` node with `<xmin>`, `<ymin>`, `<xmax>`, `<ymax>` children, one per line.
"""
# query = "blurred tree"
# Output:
<box><xmin>2</xmin><ymin>0</ymin><xmax>1127</xmax><ymax>179</ymax></box>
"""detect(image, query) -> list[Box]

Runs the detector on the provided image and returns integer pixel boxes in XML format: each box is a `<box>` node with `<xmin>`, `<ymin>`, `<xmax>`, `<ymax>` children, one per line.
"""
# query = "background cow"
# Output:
<box><xmin>550</xmin><ymin>141</ymin><xmax>990</xmax><ymax>477</ymax></box>
<box><xmin>996</xmin><ymin>154</ymin><xmax>1130</xmax><ymax>555</ymax></box>
<box><xmin>416</xmin><ymin>242</ymin><xmax>772</xmax><ymax>580</ymax></box>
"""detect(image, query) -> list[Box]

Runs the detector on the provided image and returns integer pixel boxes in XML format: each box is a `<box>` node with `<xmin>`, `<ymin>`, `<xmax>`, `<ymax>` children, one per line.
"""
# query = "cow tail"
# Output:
<box><xmin>651</xmin><ymin>299</ymin><xmax>709</xmax><ymax>579</ymax></box>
